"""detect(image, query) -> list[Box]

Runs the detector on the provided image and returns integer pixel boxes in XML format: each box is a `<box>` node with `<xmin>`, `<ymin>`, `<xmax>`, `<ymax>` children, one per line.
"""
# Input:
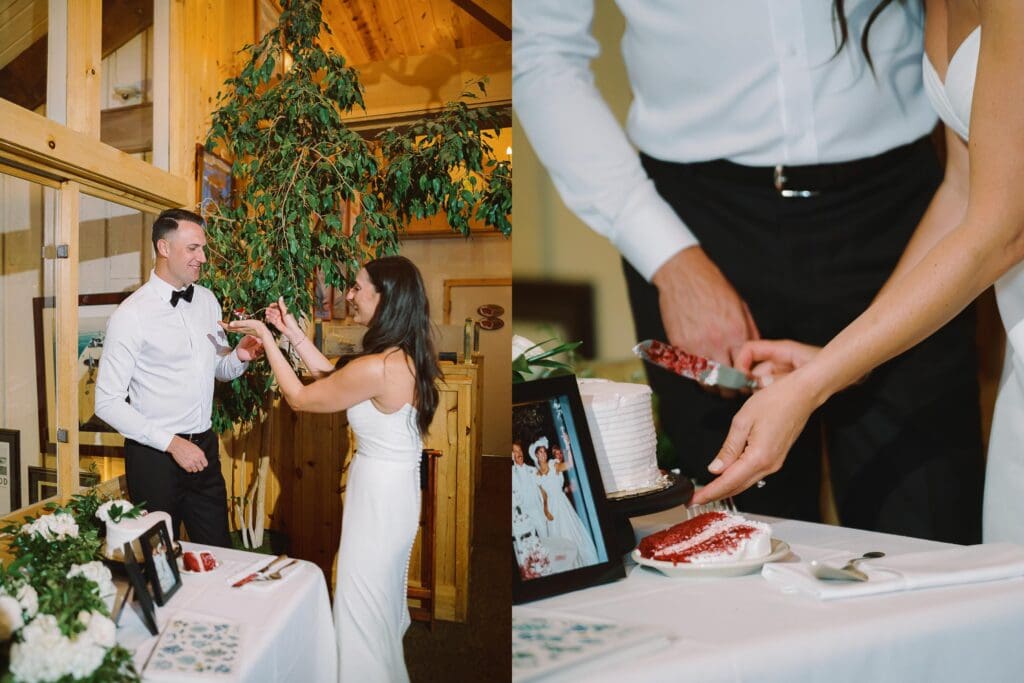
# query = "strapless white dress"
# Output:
<box><xmin>924</xmin><ymin>27</ymin><xmax>1024</xmax><ymax>544</ymax></box>
<box><xmin>335</xmin><ymin>400</ymin><xmax>422</xmax><ymax>682</ymax></box>
<box><xmin>535</xmin><ymin>467</ymin><xmax>599</xmax><ymax>567</ymax></box>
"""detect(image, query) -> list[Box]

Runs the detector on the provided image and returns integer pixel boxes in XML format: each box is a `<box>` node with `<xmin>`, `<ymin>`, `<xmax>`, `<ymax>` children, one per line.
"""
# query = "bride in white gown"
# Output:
<box><xmin>226</xmin><ymin>256</ymin><xmax>441</xmax><ymax>682</ymax></box>
<box><xmin>529</xmin><ymin>437</ymin><xmax>599</xmax><ymax>567</ymax></box>
<box><xmin>691</xmin><ymin>0</ymin><xmax>1024</xmax><ymax>544</ymax></box>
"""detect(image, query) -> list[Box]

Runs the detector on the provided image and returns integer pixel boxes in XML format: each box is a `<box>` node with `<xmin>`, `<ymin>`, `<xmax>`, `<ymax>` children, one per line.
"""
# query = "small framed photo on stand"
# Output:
<box><xmin>123</xmin><ymin>542</ymin><xmax>159</xmax><ymax>636</ymax></box>
<box><xmin>512</xmin><ymin>374</ymin><xmax>625</xmax><ymax>603</ymax></box>
<box><xmin>140</xmin><ymin>522</ymin><xmax>182</xmax><ymax>606</ymax></box>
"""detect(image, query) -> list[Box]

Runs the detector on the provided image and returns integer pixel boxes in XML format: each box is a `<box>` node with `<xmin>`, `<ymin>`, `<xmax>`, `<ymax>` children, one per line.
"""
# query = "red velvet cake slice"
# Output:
<box><xmin>182</xmin><ymin>550</ymin><xmax>219</xmax><ymax>572</ymax></box>
<box><xmin>638</xmin><ymin>511</ymin><xmax>772</xmax><ymax>565</ymax></box>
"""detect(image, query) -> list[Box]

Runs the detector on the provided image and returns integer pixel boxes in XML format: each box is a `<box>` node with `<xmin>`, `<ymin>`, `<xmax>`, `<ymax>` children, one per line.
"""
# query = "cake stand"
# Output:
<box><xmin>605</xmin><ymin>472</ymin><xmax>694</xmax><ymax>557</ymax></box>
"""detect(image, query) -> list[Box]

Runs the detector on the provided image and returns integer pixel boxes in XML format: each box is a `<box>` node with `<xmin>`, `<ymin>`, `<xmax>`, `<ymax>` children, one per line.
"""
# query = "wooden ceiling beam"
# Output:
<box><xmin>0</xmin><ymin>0</ymin><xmax>152</xmax><ymax>112</ymax></box>
<box><xmin>450</xmin><ymin>0</ymin><xmax>511</xmax><ymax>41</ymax></box>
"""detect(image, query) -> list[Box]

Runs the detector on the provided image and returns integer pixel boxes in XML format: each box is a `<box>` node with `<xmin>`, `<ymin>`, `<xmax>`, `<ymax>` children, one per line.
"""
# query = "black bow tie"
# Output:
<box><xmin>170</xmin><ymin>284</ymin><xmax>194</xmax><ymax>307</ymax></box>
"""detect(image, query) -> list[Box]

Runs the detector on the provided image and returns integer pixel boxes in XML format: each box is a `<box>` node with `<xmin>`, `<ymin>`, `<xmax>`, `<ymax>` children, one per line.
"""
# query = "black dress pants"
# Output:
<box><xmin>625</xmin><ymin>137</ymin><xmax>985</xmax><ymax>543</ymax></box>
<box><xmin>125</xmin><ymin>430</ymin><xmax>232</xmax><ymax>547</ymax></box>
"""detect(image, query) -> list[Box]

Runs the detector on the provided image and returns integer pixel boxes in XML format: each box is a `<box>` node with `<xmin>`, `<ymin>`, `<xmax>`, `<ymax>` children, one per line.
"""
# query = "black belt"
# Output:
<box><xmin>176</xmin><ymin>429</ymin><xmax>213</xmax><ymax>444</ymax></box>
<box><xmin>680</xmin><ymin>136</ymin><xmax>931</xmax><ymax>197</ymax></box>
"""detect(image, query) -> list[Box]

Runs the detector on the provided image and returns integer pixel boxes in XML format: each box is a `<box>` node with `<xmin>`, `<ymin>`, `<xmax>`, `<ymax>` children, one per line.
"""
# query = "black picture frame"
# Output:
<box><xmin>140</xmin><ymin>521</ymin><xmax>181</xmax><ymax>606</ymax></box>
<box><xmin>512</xmin><ymin>374</ymin><xmax>625</xmax><ymax>604</ymax></box>
<box><xmin>123</xmin><ymin>541</ymin><xmax>159</xmax><ymax>636</ymax></box>
<box><xmin>0</xmin><ymin>429</ymin><xmax>21</xmax><ymax>514</ymax></box>
<box><xmin>26</xmin><ymin>467</ymin><xmax>100</xmax><ymax>505</ymax></box>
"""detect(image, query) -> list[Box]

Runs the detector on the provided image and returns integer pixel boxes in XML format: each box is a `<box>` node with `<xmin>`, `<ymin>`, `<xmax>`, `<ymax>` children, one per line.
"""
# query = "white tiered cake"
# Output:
<box><xmin>102</xmin><ymin>510</ymin><xmax>174</xmax><ymax>561</ymax></box>
<box><xmin>578</xmin><ymin>378</ymin><xmax>665</xmax><ymax>497</ymax></box>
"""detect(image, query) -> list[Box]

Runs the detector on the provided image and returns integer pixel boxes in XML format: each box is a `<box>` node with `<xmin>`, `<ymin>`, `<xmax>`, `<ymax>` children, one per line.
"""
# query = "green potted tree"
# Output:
<box><xmin>201</xmin><ymin>0</ymin><xmax>510</xmax><ymax>550</ymax></box>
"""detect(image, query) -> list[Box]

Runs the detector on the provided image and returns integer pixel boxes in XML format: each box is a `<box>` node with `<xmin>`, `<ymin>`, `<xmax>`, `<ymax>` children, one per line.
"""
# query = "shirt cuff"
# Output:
<box><xmin>612</xmin><ymin>180</ymin><xmax>700</xmax><ymax>281</ymax></box>
<box><xmin>153</xmin><ymin>429</ymin><xmax>175</xmax><ymax>453</ymax></box>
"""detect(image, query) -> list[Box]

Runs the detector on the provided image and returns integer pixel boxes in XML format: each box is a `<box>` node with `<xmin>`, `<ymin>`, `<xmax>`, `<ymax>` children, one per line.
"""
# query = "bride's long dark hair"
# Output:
<box><xmin>832</xmin><ymin>0</ymin><xmax>904</xmax><ymax>71</ymax></box>
<box><xmin>360</xmin><ymin>255</ymin><xmax>441</xmax><ymax>436</ymax></box>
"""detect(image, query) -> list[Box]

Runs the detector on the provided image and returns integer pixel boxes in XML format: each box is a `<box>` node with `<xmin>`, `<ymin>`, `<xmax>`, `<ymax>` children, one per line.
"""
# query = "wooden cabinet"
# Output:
<box><xmin>220</xmin><ymin>359</ymin><xmax>482</xmax><ymax>622</ymax></box>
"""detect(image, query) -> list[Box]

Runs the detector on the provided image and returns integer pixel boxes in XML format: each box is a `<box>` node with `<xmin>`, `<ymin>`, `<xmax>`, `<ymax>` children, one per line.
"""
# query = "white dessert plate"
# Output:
<box><xmin>177</xmin><ymin>555</ymin><xmax>222</xmax><ymax>574</ymax></box>
<box><xmin>631</xmin><ymin>538</ymin><xmax>791</xmax><ymax>578</ymax></box>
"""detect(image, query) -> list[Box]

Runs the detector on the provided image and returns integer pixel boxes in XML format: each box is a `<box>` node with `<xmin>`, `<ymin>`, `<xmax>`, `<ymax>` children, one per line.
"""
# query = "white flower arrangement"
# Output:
<box><xmin>0</xmin><ymin>595</ymin><xmax>24</xmax><ymax>641</ymax></box>
<box><xmin>95</xmin><ymin>499</ymin><xmax>144</xmax><ymax>525</ymax></box>
<box><xmin>1</xmin><ymin>490</ymin><xmax>141</xmax><ymax>681</ymax></box>
<box><xmin>67</xmin><ymin>562</ymin><xmax>116</xmax><ymax>602</ymax></box>
<box><xmin>19</xmin><ymin>512</ymin><xmax>79</xmax><ymax>541</ymax></box>
<box><xmin>9</xmin><ymin>612</ymin><xmax>115</xmax><ymax>683</ymax></box>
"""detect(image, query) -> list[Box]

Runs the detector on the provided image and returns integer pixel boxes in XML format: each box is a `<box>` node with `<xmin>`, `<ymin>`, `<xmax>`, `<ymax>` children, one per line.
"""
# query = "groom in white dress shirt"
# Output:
<box><xmin>95</xmin><ymin>208</ymin><xmax>263</xmax><ymax>546</ymax></box>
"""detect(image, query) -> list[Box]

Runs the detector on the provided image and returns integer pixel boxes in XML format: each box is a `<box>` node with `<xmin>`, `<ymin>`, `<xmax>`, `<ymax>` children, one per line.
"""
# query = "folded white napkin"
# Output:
<box><xmin>762</xmin><ymin>542</ymin><xmax>1024</xmax><ymax>600</ymax></box>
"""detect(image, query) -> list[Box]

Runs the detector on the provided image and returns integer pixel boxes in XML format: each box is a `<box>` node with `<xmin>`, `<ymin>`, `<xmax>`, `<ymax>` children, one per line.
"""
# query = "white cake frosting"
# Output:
<box><xmin>577</xmin><ymin>378</ymin><xmax>663</xmax><ymax>495</ymax></box>
<box><xmin>102</xmin><ymin>511</ymin><xmax>174</xmax><ymax>561</ymax></box>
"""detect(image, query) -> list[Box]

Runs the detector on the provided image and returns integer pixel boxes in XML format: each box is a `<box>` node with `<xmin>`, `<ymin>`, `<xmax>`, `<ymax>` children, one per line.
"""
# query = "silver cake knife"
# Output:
<box><xmin>633</xmin><ymin>339</ymin><xmax>758</xmax><ymax>390</ymax></box>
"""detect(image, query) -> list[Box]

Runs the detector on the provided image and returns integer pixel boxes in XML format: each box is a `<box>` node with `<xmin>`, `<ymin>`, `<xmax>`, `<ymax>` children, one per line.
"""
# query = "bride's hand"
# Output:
<box><xmin>266</xmin><ymin>297</ymin><xmax>303</xmax><ymax>343</ymax></box>
<box><xmin>220</xmin><ymin>318</ymin><xmax>272</xmax><ymax>343</ymax></box>
<box><xmin>689</xmin><ymin>371</ymin><xmax>819</xmax><ymax>504</ymax></box>
<box><xmin>733</xmin><ymin>339</ymin><xmax>821</xmax><ymax>389</ymax></box>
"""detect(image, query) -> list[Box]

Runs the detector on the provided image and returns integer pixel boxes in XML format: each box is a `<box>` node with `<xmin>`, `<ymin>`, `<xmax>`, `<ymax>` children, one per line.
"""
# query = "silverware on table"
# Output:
<box><xmin>253</xmin><ymin>559</ymin><xmax>300</xmax><ymax>582</ymax></box>
<box><xmin>232</xmin><ymin>553</ymin><xmax>288</xmax><ymax>588</ymax></box>
<box><xmin>810</xmin><ymin>551</ymin><xmax>886</xmax><ymax>582</ymax></box>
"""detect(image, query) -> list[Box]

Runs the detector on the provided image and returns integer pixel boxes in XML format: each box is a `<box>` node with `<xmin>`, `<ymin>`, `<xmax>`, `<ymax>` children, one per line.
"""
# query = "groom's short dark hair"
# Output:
<box><xmin>152</xmin><ymin>208</ymin><xmax>206</xmax><ymax>252</ymax></box>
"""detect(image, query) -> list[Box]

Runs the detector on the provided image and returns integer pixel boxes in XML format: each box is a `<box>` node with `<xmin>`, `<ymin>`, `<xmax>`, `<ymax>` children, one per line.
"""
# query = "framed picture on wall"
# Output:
<box><xmin>33</xmin><ymin>292</ymin><xmax>130</xmax><ymax>457</ymax></box>
<box><xmin>0</xmin><ymin>429</ymin><xmax>21</xmax><ymax>514</ymax></box>
<box><xmin>512</xmin><ymin>375</ymin><xmax>624</xmax><ymax>603</ymax></box>
<box><xmin>195</xmin><ymin>144</ymin><xmax>233</xmax><ymax>216</ymax></box>
<box><xmin>27</xmin><ymin>467</ymin><xmax>101</xmax><ymax>505</ymax></box>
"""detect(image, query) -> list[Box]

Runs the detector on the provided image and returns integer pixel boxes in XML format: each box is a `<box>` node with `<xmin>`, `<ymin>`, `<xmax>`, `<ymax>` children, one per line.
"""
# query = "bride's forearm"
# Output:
<box><xmin>797</xmin><ymin>219</ymin><xmax>1016</xmax><ymax>406</ymax></box>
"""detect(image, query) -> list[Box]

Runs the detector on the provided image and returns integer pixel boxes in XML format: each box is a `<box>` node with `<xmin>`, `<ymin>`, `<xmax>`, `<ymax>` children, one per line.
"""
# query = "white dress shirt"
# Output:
<box><xmin>513</xmin><ymin>0</ymin><xmax>938</xmax><ymax>280</ymax></box>
<box><xmin>95</xmin><ymin>271</ymin><xmax>247</xmax><ymax>451</ymax></box>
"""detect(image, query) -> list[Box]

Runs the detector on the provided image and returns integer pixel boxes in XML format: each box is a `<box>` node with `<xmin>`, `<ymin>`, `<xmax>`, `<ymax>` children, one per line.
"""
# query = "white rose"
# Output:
<box><xmin>9</xmin><ymin>614</ymin><xmax>69</xmax><ymax>682</ymax></box>
<box><xmin>65</xmin><ymin>638</ymin><xmax>107</xmax><ymax>680</ymax></box>
<box><xmin>68</xmin><ymin>561</ymin><xmax>116</xmax><ymax>600</ymax></box>
<box><xmin>96</xmin><ymin>499</ymin><xmax>135</xmax><ymax>524</ymax></box>
<box><xmin>47</xmin><ymin>512</ymin><xmax>80</xmax><ymax>539</ymax></box>
<box><xmin>0</xmin><ymin>594</ymin><xmax>24</xmax><ymax>641</ymax></box>
<box><xmin>15</xmin><ymin>583</ymin><xmax>38</xmax><ymax>618</ymax></box>
<box><xmin>78</xmin><ymin>610</ymin><xmax>116</xmax><ymax>648</ymax></box>
<box><xmin>21</xmin><ymin>512</ymin><xmax>79</xmax><ymax>541</ymax></box>
<box><xmin>512</xmin><ymin>334</ymin><xmax>538</xmax><ymax>361</ymax></box>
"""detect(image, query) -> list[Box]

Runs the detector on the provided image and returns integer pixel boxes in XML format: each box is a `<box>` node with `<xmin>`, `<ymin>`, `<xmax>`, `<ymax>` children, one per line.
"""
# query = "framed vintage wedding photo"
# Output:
<box><xmin>512</xmin><ymin>374</ymin><xmax>625</xmax><ymax>604</ymax></box>
<box><xmin>140</xmin><ymin>522</ymin><xmax>182</xmax><ymax>606</ymax></box>
<box><xmin>123</xmin><ymin>541</ymin><xmax>159</xmax><ymax>636</ymax></box>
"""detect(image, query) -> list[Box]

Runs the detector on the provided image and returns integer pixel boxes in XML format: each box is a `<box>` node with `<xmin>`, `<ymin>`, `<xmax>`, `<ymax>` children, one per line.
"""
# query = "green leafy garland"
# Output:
<box><xmin>0</xmin><ymin>491</ymin><xmax>138</xmax><ymax>683</ymax></box>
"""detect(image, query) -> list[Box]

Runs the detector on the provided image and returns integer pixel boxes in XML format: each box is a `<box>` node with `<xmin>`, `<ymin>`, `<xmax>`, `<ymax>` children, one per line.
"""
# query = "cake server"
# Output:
<box><xmin>633</xmin><ymin>339</ymin><xmax>758</xmax><ymax>390</ymax></box>
<box><xmin>232</xmin><ymin>553</ymin><xmax>287</xmax><ymax>587</ymax></box>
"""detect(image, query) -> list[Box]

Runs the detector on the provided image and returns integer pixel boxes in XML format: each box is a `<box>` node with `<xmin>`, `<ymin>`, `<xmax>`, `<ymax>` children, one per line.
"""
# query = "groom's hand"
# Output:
<box><xmin>167</xmin><ymin>436</ymin><xmax>208</xmax><ymax>473</ymax></box>
<box><xmin>652</xmin><ymin>246</ymin><xmax>759</xmax><ymax>397</ymax></box>
<box><xmin>235</xmin><ymin>334</ymin><xmax>264</xmax><ymax>361</ymax></box>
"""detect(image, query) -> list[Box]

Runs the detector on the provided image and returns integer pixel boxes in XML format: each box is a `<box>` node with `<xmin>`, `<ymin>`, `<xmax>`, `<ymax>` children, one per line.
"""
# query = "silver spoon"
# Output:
<box><xmin>811</xmin><ymin>551</ymin><xmax>886</xmax><ymax>582</ymax></box>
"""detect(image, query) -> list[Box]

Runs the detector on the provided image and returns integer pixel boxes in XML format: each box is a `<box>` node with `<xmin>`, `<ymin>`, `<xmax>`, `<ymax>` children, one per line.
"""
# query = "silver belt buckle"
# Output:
<box><xmin>774</xmin><ymin>164</ymin><xmax>819</xmax><ymax>198</ymax></box>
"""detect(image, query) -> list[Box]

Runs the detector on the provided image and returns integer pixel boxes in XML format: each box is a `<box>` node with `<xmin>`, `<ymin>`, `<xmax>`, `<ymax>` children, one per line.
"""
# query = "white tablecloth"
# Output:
<box><xmin>117</xmin><ymin>542</ymin><xmax>336</xmax><ymax>682</ymax></box>
<box><xmin>514</xmin><ymin>505</ymin><xmax>1024</xmax><ymax>683</ymax></box>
